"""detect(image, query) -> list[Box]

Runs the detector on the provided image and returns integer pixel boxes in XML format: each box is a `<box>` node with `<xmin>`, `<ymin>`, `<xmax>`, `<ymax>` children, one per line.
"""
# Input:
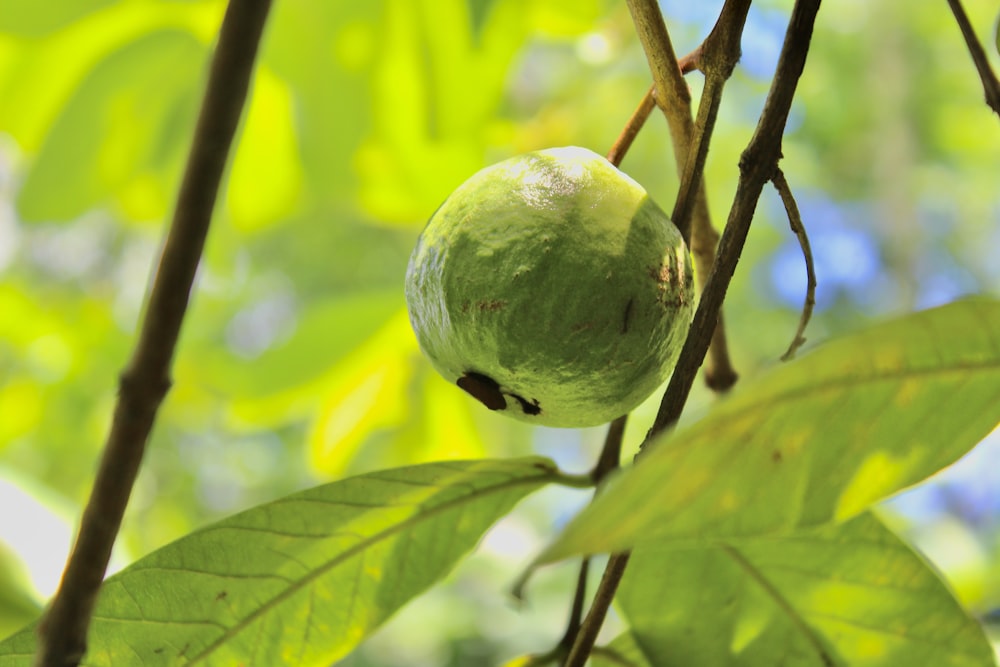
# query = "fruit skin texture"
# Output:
<box><xmin>405</xmin><ymin>146</ymin><xmax>694</xmax><ymax>428</ymax></box>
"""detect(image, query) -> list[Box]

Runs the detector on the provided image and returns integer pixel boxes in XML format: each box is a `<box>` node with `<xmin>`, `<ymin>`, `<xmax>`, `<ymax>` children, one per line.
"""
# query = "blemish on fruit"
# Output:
<box><xmin>477</xmin><ymin>299</ymin><xmax>506</xmax><ymax>311</ymax></box>
<box><xmin>510</xmin><ymin>393</ymin><xmax>542</xmax><ymax>415</ymax></box>
<box><xmin>457</xmin><ymin>372</ymin><xmax>507</xmax><ymax>411</ymax></box>
<box><xmin>622</xmin><ymin>298</ymin><xmax>634</xmax><ymax>334</ymax></box>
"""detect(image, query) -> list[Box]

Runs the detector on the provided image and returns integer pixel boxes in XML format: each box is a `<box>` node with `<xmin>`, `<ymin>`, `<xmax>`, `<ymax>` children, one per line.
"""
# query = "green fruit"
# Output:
<box><xmin>405</xmin><ymin>146</ymin><xmax>693</xmax><ymax>428</ymax></box>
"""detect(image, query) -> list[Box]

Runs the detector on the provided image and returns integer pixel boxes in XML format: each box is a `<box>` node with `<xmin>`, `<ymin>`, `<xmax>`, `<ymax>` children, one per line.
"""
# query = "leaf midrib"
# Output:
<box><xmin>185</xmin><ymin>466</ymin><xmax>557</xmax><ymax>663</ymax></box>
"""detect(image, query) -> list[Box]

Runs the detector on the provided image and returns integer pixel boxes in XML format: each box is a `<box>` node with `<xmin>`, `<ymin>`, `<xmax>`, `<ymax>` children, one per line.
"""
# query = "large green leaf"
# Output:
<box><xmin>535</xmin><ymin>299</ymin><xmax>1000</xmax><ymax>562</ymax></box>
<box><xmin>615</xmin><ymin>512</ymin><xmax>995</xmax><ymax>667</ymax></box>
<box><xmin>0</xmin><ymin>458</ymin><xmax>566</xmax><ymax>665</ymax></box>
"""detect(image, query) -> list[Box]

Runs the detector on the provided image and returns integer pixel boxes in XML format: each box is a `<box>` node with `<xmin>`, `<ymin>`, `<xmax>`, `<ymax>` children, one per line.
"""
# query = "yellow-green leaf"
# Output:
<box><xmin>536</xmin><ymin>298</ymin><xmax>1000</xmax><ymax>562</ymax></box>
<box><xmin>0</xmin><ymin>458</ymin><xmax>561</xmax><ymax>665</ymax></box>
<box><xmin>616</xmin><ymin>512</ymin><xmax>995</xmax><ymax>666</ymax></box>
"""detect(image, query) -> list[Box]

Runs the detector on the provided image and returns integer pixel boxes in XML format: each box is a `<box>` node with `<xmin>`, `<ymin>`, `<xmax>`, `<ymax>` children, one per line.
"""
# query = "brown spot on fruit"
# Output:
<box><xmin>477</xmin><ymin>299</ymin><xmax>507</xmax><ymax>311</ymax></box>
<box><xmin>510</xmin><ymin>393</ymin><xmax>542</xmax><ymax>415</ymax></box>
<box><xmin>457</xmin><ymin>372</ymin><xmax>507</xmax><ymax>411</ymax></box>
<box><xmin>622</xmin><ymin>298</ymin><xmax>634</xmax><ymax>334</ymax></box>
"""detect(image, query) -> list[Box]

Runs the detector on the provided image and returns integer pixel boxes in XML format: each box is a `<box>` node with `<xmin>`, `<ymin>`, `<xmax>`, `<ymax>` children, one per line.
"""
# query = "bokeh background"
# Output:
<box><xmin>0</xmin><ymin>0</ymin><xmax>998</xmax><ymax>663</ymax></box>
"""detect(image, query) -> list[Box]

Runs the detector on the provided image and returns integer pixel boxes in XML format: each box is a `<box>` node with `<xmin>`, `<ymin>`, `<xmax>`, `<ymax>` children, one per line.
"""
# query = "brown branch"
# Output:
<box><xmin>624</xmin><ymin>0</ymin><xmax>740</xmax><ymax>393</ymax></box>
<box><xmin>563</xmin><ymin>552</ymin><xmax>631</xmax><ymax>667</ymax></box>
<box><xmin>565</xmin><ymin>2</ymin><xmax>824</xmax><ymax>664</ymax></box>
<box><xmin>650</xmin><ymin>0</ymin><xmax>822</xmax><ymax>437</ymax></box>
<box><xmin>669</xmin><ymin>1</ymin><xmax>751</xmax><ymax>394</ymax></box>
<box><xmin>670</xmin><ymin>0</ymin><xmax>751</xmax><ymax>242</ymax></box>
<box><xmin>604</xmin><ymin>46</ymin><xmax>706</xmax><ymax>169</ymax></box>
<box><xmin>606</xmin><ymin>88</ymin><xmax>656</xmax><ymax>168</ymax></box>
<box><xmin>773</xmin><ymin>169</ymin><xmax>816</xmax><ymax>361</ymax></box>
<box><xmin>33</xmin><ymin>2</ymin><xmax>273</xmax><ymax>665</ymax></box>
<box><xmin>946</xmin><ymin>0</ymin><xmax>1000</xmax><ymax>117</ymax></box>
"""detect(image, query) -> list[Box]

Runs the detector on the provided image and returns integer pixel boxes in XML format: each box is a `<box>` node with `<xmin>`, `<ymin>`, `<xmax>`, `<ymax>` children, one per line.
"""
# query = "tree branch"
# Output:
<box><xmin>565</xmin><ymin>2</ymin><xmax>825</xmax><ymax>663</ymax></box>
<box><xmin>946</xmin><ymin>0</ymin><xmax>1000</xmax><ymax>117</ymax></box>
<box><xmin>606</xmin><ymin>87</ymin><xmax>656</xmax><ymax>168</ymax></box>
<box><xmin>33</xmin><ymin>2</ymin><xmax>273</xmax><ymax>665</ymax></box>
<box><xmin>624</xmin><ymin>0</ymin><xmax>740</xmax><ymax>393</ymax></box>
<box><xmin>772</xmin><ymin>168</ymin><xmax>817</xmax><ymax>361</ymax></box>
<box><xmin>650</xmin><ymin>0</ymin><xmax>822</xmax><ymax>437</ymax></box>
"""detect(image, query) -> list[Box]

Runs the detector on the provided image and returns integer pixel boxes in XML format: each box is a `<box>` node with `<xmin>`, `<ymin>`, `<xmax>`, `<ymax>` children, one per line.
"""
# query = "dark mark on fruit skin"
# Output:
<box><xmin>649</xmin><ymin>263</ymin><xmax>682</xmax><ymax>309</ymax></box>
<box><xmin>457</xmin><ymin>372</ymin><xmax>541</xmax><ymax>416</ymax></box>
<box><xmin>510</xmin><ymin>393</ymin><xmax>542</xmax><ymax>415</ymax></box>
<box><xmin>477</xmin><ymin>299</ymin><xmax>506</xmax><ymax>311</ymax></box>
<box><xmin>622</xmin><ymin>297</ymin><xmax>634</xmax><ymax>334</ymax></box>
<box><xmin>457</xmin><ymin>372</ymin><xmax>507</xmax><ymax>411</ymax></box>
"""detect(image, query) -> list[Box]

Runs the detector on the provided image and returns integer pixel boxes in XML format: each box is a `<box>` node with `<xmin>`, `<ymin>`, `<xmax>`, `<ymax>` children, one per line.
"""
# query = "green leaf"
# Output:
<box><xmin>16</xmin><ymin>30</ymin><xmax>203</xmax><ymax>222</ymax></box>
<box><xmin>536</xmin><ymin>298</ymin><xmax>1000</xmax><ymax>562</ymax></box>
<box><xmin>615</xmin><ymin>512</ymin><xmax>995</xmax><ymax>667</ymax></box>
<box><xmin>0</xmin><ymin>458</ymin><xmax>562</xmax><ymax>665</ymax></box>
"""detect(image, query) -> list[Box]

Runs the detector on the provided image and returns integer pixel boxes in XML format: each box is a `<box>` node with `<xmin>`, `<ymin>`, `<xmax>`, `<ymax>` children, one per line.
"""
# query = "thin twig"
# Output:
<box><xmin>606</xmin><ymin>88</ymin><xmax>656</xmax><ymax>168</ymax></box>
<box><xmin>946</xmin><ymin>0</ymin><xmax>1000</xmax><ymax>117</ymax></box>
<box><xmin>670</xmin><ymin>2</ymin><xmax>751</xmax><ymax>397</ymax></box>
<box><xmin>557</xmin><ymin>558</ymin><xmax>591</xmax><ymax>656</ymax></box>
<box><xmin>650</xmin><ymin>0</ymin><xmax>823</xmax><ymax>439</ymax></box>
<box><xmin>550</xmin><ymin>415</ymin><xmax>627</xmax><ymax>659</ymax></box>
<box><xmin>670</xmin><ymin>0</ymin><xmax>751</xmax><ymax>241</ymax></box>
<box><xmin>563</xmin><ymin>552</ymin><xmax>630</xmax><ymax>667</ymax></box>
<box><xmin>566</xmin><ymin>2</ymin><xmax>825</xmax><ymax>663</ymax></box>
<box><xmin>773</xmin><ymin>169</ymin><xmax>816</xmax><ymax>361</ymax></box>
<box><xmin>590</xmin><ymin>415</ymin><xmax>627</xmax><ymax>484</ymax></box>
<box><xmin>604</xmin><ymin>46</ymin><xmax>704</xmax><ymax>169</ymax></box>
<box><xmin>33</xmin><ymin>2</ymin><xmax>273</xmax><ymax>665</ymax></box>
<box><xmin>625</xmin><ymin>0</ymin><xmax>740</xmax><ymax>392</ymax></box>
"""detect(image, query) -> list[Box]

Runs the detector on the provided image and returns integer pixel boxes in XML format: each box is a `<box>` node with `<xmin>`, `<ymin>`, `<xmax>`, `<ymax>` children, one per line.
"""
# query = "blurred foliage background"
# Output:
<box><xmin>0</xmin><ymin>0</ymin><xmax>998</xmax><ymax>663</ymax></box>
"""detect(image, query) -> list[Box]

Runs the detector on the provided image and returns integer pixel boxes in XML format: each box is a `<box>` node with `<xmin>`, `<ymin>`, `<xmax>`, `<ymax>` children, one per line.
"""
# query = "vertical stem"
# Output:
<box><xmin>34</xmin><ymin>2</ymin><xmax>273</xmax><ymax>665</ymax></box>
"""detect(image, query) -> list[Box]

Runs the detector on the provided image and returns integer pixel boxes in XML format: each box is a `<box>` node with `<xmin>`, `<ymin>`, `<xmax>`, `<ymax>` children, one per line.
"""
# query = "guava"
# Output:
<box><xmin>404</xmin><ymin>146</ymin><xmax>694</xmax><ymax>428</ymax></box>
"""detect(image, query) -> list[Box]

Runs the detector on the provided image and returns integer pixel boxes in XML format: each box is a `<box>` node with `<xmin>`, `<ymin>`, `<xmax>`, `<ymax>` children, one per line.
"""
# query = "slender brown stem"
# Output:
<box><xmin>670</xmin><ymin>1</ymin><xmax>751</xmax><ymax>241</ymax></box>
<box><xmin>590</xmin><ymin>415</ymin><xmax>628</xmax><ymax>484</ymax></box>
<box><xmin>551</xmin><ymin>415</ymin><xmax>628</xmax><ymax>658</ymax></box>
<box><xmin>945</xmin><ymin>0</ymin><xmax>1000</xmax><ymax>117</ymax></box>
<box><xmin>557</xmin><ymin>558</ymin><xmax>591</xmax><ymax>655</ymax></box>
<box><xmin>625</xmin><ymin>0</ymin><xmax>739</xmax><ymax>393</ymax></box>
<box><xmin>650</xmin><ymin>0</ymin><xmax>822</xmax><ymax>438</ymax></box>
<box><xmin>625</xmin><ymin>0</ymin><xmax>693</xmax><ymax>242</ymax></box>
<box><xmin>565</xmin><ymin>2</ymin><xmax>824</xmax><ymax>663</ymax></box>
<box><xmin>33</xmin><ymin>2</ymin><xmax>273</xmax><ymax>665</ymax></box>
<box><xmin>773</xmin><ymin>169</ymin><xmax>817</xmax><ymax>361</ymax></box>
<box><xmin>604</xmin><ymin>44</ymin><xmax>708</xmax><ymax>170</ymax></box>
<box><xmin>606</xmin><ymin>87</ymin><xmax>656</xmax><ymax>168</ymax></box>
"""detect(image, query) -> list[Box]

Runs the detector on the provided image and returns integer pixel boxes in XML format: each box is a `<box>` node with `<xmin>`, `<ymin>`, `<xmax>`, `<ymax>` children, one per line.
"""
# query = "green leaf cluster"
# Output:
<box><xmin>1</xmin><ymin>301</ymin><xmax>998</xmax><ymax>665</ymax></box>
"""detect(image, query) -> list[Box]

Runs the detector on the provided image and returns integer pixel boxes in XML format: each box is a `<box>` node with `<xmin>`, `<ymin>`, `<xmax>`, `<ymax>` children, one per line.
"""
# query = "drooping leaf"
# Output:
<box><xmin>0</xmin><ymin>458</ymin><xmax>565</xmax><ymax>665</ymax></box>
<box><xmin>535</xmin><ymin>298</ymin><xmax>1000</xmax><ymax>562</ymax></box>
<box><xmin>615</xmin><ymin>512</ymin><xmax>996</xmax><ymax>667</ymax></box>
